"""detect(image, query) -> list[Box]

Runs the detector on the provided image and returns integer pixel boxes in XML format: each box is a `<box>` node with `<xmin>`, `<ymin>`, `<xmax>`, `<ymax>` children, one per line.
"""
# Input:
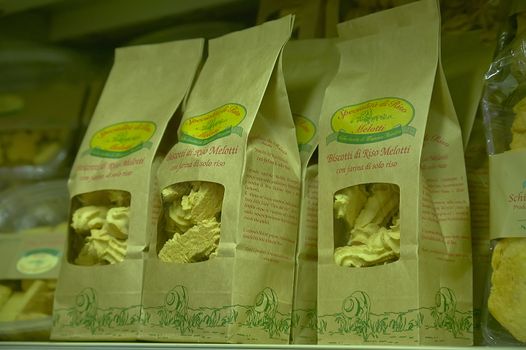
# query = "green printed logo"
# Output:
<box><xmin>180</xmin><ymin>104</ymin><xmax>246</xmax><ymax>146</ymax></box>
<box><xmin>327</xmin><ymin>97</ymin><xmax>415</xmax><ymax>145</ymax></box>
<box><xmin>293</xmin><ymin>114</ymin><xmax>316</xmax><ymax>153</ymax></box>
<box><xmin>318</xmin><ymin>287</ymin><xmax>472</xmax><ymax>341</ymax></box>
<box><xmin>87</xmin><ymin>121</ymin><xmax>156</xmax><ymax>159</ymax></box>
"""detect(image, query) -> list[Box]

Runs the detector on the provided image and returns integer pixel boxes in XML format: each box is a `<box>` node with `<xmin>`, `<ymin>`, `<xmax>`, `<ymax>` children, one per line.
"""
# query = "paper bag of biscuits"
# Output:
<box><xmin>0</xmin><ymin>225</ymin><xmax>66</xmax><ymax>340</ymax></box>
<box><xmin>464</xmin><ymin>111</ymin><xmax>490</xmax><ymax>345</ymax></box>
<box><xmin>282</xmin><ymin>38</ymin><xmax>338</xmax><ymax>344</ymax></box>
<box><xmin>441</xmin><ymin>30</ymin><xmax>495</xmax><ymax>149</ymax></box>
<box><xmin>139</xmin><ymin>16</ymin><xmax>301</xmax><ymax>344</ymax></box>
<box><xmin>480</xmin><ymin>11</ymin><xmax>526</xmax><ymax>345</ymax></box>
<box><xmin>317</xmin><ymin>0</ymin><xmax>472</xmax><ymax>345</ymax></box>
<box><xmin>51</xmin><ymin>39</ymin><xmax>204</xmax><ymax>340</ymax></box>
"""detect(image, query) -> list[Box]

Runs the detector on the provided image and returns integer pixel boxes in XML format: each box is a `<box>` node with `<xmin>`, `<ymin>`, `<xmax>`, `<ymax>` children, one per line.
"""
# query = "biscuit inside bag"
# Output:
<box><xmin>333</xmin><ymin>183</ymin><xmax>400</xmax><ymax>267</ymax></box>
<box><xmin>510</xmin><ymin>96</ymin><xmax>526</xmax><ymax>149</ymax></box>
<box><xmin>488</xmin><ymin>238</ymin><xmax>526</xmax><ymax>343</ymax></box>
<box><xmin>158</xmin><ymin>181</ymin><xmax>224</xmax><ymax>263</ymax></box>
<box><xmin>68</xmin><ymin>190</ymin><xmax>131</xmax><ymax>265</ymax></box>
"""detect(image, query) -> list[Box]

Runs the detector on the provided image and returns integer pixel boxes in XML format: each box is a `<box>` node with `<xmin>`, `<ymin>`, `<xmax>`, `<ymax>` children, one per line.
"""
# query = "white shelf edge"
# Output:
<box><xmin>48</xmin><ymin>0</ymin><xmax>253</xmax><ymax>42</ymax></box>
<box><xmin>0</xmin><ymin>342</ymin><xmax>508</xmax><ymax>350</ymax></box>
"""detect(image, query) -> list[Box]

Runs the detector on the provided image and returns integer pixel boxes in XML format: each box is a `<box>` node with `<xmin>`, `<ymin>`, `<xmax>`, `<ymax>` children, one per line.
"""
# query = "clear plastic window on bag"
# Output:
<box><xmin>333</xmin><ymin>183</ymin><xmax>400</xmax><ymax>267</ymax></box>
<box><xmin>157</xmin><ymin>181</ymin><xmax>224</xmax><ymax>264</ymax></box>
<box><xmin>480</xmin><ymin>17</ymin><xmax>526</xmax><ymax>345</ymax></box>
<box><xmin>68</xmin><ymin>190</ymin><xmax>131</xmax><ymax>266</ymax></box>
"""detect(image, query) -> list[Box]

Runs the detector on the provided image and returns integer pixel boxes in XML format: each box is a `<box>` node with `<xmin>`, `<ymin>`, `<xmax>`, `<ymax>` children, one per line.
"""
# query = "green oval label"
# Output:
<box><xmin>329</xmin><ymin>97</ymin><xmax>415</xmax><ymax>144</ymax></box>
<box><xmin>16</xmin><ymin>248</ymin><xmax>60</xmax><ymax>275</ymax></box>
<box><xmin>180</xmin><ymin>104</ymin><xmax>246</xmax><ymax>146</ymax></box>
<box><xmin>89</xmin><ymin>121</ymin><xmax>156</xmax><ymax>158</ymax></box>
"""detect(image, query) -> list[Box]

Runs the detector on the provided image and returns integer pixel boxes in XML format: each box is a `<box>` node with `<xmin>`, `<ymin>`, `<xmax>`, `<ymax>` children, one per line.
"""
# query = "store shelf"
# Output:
<box><xmin>0</xmin><ymin>343</ymin><xmax>515</xmax><ymax>350</ymax></box>
<box><xmin>0</xmin><ymin>0</ymin><xmax>64</xmax><ymax>15</ymax></box>
<box><xmin>0</xmin><ymin>0</ymin><xmax>258</xmax><ymax>44</ymax></box>
<box><xmin>47</xmin><ymin>0</ymin><xmax>256</xmax><ymax>42</ymax></box>
<box><xmin>0</xmin><ymin>2</ymin><xmax>519</xmax><ymax>350</ymax></box>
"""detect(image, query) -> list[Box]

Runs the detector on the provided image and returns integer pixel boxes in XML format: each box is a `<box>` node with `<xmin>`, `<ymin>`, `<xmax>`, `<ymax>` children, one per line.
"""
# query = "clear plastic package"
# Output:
<box><xmin>480</xmin><ymin>10</ymin><xmax>526</xmax><ymax>346</ymax></box>
<box><xmin>0</xmin><ymin>316</ymin><xmax>53</xmax><ymax>341</ymax></box>
<box><xmin>0</xmin><ymin>180</ymin><xmax>69</xmax><ymax>234</ymax></box>
<box><xmin>0</xmin><ymin>280</ymin><xmax>57</xmax><ymax>341</ymax></box>
<box><xmin>0</xmin><ymin>40</ymin><xmax>87</xmax><ymax>187</ymax></box>
<box><xmin>0</xmin><ymin>181</ymin><xmax>67</xmax><ymax>340</ymax></box>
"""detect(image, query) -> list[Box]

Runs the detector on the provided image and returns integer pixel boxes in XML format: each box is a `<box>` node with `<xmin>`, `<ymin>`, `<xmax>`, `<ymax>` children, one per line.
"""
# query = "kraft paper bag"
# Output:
<box><xmin>441</xmin><ymin>30</ymin><xmax>495</xmax><ymax>149</ymax></box>
<box><xmin>317</xmin><ymin>0</ymin><xmax>472</xmax><ymax>345</ymax></box>
<box><xmin>282</xmin><ymin>38</ymin><xmax>339</xmax><ymax>344</ymax></box>
<box><xmin>51</xmin><ymin>39</ymin><xmax>204</xmax><ymax>341</ymax></box>
<box><xmin>139</xmin><ymin>16</ymin><xmax>301</xmax><ymax>344</ymax></box>
<box><xmin>464</xmin><ymin>112</ymin><xmax>490</xmax><ymax>345</ymax></box>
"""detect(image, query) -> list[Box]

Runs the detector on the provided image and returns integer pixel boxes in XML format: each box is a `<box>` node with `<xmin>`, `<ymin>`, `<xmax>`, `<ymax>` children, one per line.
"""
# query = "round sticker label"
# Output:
<box><xmin>16</xmin><ymin>248</ymin><xmax>60</xmax><ymax>275</ymax></box>
<box><xmin>88</xmin><ymin>121</ymin><xmax>157</xmax><ymax>158</ymax></box>
<box><xmin>328</xmin><ymin>97</ymin><xmax>416</xmax><ymax>144</ymax></box>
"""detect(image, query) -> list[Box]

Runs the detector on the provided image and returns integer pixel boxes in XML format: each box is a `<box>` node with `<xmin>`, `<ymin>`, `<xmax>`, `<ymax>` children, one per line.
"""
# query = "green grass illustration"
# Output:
<box><xmin>156</xmin><ymin>285</ymin><xmax>193</xmax><ymax>334</ymax></box>
<box><xmin>56</xmin><ymin>285</ymin><xmax>292</xmax><ymax>339</ymax></box>
<box><xmin>244</xmin><ymin>287</ymin><xmax>290</xmax><ymax>338</ymax></box>
<box><xmin>155</xmin><ymin>285</ymin><xmax>239</xmax><ymax>333</ymax></box>
<box><xmin>318</xmin><ymin>318</ymin><xmax>328</xmax><ymax>333</ymax></box>
<box><xmin>147</xmin><ymin>285</ymin><xmax>289</xmax><ymax>338</ymax></box>
<box><xmin>430</xmin><ymin>287</ymin><xmax>472</xmax><ymax>337</ymax></box>
<box><xmin>55</xmin><ymin>287</ymin><xmax>141</xmax><ymax>335</ymax></box>
<box><xmin>319</xmin><ymin>287</ymin><xmax>471</xmax><ymax>341</ymax></box>
<box><xmin>292</xmin><ymin>308</ymin><xmax>317</xmax><ymax>332</ymax></box>
<box><xmin>291</xmin><ymin>310</ymin><xmax>300</xmax><ymax>328</ymax></box>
